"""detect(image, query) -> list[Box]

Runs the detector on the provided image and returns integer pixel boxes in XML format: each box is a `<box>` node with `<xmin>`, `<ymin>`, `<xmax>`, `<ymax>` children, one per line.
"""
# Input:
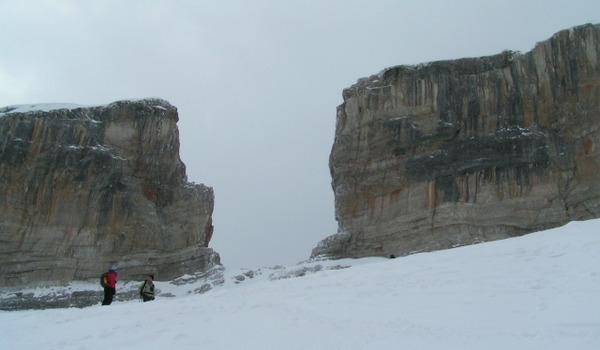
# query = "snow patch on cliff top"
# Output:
<box><xmin>0</xmin><ymin>98</ymin><xmax>173</xmax><ymax>117</ymax></box>
<box><xmin>0</xmin><ymin>103</ymin><xmax>84</xmax><ymax>115</ymax></box>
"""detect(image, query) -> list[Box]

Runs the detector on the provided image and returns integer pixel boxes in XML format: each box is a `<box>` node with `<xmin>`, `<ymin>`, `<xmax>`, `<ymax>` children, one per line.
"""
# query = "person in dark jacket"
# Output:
<box><xmin>139</xmin><ymin>274</ymin><xmax>155</xmax><ymax>302</ymax></box>
<box><xmin>102</xmin><ymin>267</ymin><xmax>118</xmax><ymax>305</ymax></box>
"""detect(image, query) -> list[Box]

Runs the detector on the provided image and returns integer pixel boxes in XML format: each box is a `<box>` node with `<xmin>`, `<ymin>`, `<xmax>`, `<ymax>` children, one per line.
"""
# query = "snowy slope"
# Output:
<box><xmin>1</xmin><ymin>219</ymin><xmax>599</xmax><ymax>349</ymax></box>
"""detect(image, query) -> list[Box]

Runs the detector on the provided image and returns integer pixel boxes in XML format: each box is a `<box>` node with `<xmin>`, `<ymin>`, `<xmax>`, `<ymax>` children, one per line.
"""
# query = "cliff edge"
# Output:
<box><xmin>0</xmin><ymin>98</ymin><xmax>219</xmax><ymax>286</ymax></box>
<box><xmin>313</xmin><ymin>23</ymin><xmax>600</xmax><ymax>259</ymax></box>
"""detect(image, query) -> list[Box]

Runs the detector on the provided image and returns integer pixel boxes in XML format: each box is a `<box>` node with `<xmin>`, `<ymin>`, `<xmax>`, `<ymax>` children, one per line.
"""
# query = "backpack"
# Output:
<box><xmin>100</xmin><ymin>272</ymin><xmax>109</xmax><ymax>288</ymax></box>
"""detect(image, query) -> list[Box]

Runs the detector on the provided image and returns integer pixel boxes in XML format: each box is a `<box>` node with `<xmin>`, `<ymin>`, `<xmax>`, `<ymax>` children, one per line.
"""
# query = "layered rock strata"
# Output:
<box><xmin>0</xmin><ymin>99</ymin><xmax>218</xmax><ymax>286</ymax></box>
<box><xmin>313</xmin><ymin>24</ymin><xmax>600</xmax><ymax>259</ymax></box>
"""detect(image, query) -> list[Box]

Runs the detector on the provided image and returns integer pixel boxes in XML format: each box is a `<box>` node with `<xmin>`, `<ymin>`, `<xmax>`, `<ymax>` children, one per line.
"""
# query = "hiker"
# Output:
<box><xmin>101</xmin><ymin>266</ymin><xmax>118</xmax><ymax>305</ymax></box>
<box><xmin>139</xmin><ymin>274</ymin><xmax>155</xmax><ymax>302</ymax></box>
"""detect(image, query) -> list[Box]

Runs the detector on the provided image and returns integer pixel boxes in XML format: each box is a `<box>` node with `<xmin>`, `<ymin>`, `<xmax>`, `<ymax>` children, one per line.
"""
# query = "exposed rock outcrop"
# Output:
<box><xmin>0</xmin><ymin>99</ymin><xmax>219</xmax><ymax>286</ymax></box>
<box><xmin>313</xmin><ymin>24</ymin><xmax>600</xmax><ymax>259</ymax></box>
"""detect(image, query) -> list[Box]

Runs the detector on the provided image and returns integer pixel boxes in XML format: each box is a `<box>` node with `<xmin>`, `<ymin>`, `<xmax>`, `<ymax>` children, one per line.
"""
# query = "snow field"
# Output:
<box><xmin>1</xmin><ymin>219</ymin><xmax>598</xmax><ymax>349</ymax></box>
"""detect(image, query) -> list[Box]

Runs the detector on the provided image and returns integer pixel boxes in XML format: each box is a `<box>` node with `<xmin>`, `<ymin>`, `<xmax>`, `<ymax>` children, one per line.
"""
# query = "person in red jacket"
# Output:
<box><xmin>102</xmin><ymin>266</ymin><xmax>118</xmax><ymax>305</ymax></box>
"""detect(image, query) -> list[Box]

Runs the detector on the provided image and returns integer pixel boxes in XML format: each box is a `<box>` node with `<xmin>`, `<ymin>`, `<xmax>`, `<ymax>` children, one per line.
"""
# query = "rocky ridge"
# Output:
<box><xmin>313</xmin><ymin>23</ymin><xmax>600</xmax><ymax>259</ymax></box>
<box><xmin>0</xmin><ymin>98</ymin><xmax>219</xmax><ymax>286</ymax></box>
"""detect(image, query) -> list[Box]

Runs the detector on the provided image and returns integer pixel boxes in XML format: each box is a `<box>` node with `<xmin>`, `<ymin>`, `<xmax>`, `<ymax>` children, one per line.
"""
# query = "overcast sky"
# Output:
<box><xmin>1</xmin><ymin>1</ymin><xmax>598</xmax><ymax>268</ymax></box>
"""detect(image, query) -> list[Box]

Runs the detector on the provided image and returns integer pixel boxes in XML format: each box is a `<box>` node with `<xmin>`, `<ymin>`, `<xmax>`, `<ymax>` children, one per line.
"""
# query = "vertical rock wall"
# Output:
<box><xmin>0</xmin><ymin>99</ymin><xmax>218</xmax><ymax>286</ymax></box>
<box><xmin>313</xmin><ymin>24</ymin><xmax>600</xmax><ymax>259</ymax></box>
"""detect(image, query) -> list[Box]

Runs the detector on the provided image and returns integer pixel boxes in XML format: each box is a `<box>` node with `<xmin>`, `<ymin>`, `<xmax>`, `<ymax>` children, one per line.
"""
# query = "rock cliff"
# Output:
<box><xmin>313</xmin><ymin>23</ymin><xmax>600</xmax><ymax>259</ymax></box>
<box><xmin>0</xmin><ymin>99</ymin><xmax>219</xmax><ymax>286</ymax></box>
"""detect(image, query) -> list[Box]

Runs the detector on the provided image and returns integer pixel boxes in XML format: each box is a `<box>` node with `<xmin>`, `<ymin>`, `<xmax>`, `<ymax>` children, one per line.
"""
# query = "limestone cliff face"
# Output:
<box><xmin>0</xmin><ymin>99</ymin><xmax>218</xmax><ymax>286</ymax></box>
<box><xmin>313</xmin><ymin>24</ymin><xmax>600</xmax><ymax>259</ymax></box>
